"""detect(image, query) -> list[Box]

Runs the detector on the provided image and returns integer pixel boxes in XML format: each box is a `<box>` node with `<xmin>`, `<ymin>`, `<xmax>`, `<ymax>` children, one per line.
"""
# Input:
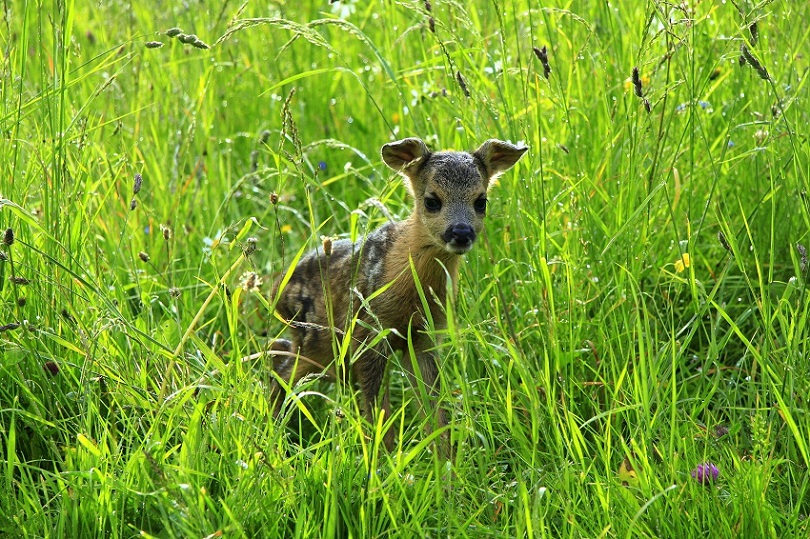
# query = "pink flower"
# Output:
<box><xmin>691</xmin><ymin>462</ymin><xmax>719</xmax><ymax>485</ymax></box>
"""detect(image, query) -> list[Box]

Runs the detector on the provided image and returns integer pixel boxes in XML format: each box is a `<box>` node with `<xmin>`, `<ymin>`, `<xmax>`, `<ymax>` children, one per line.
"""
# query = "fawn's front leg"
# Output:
<box><xmin>405</xmin><ymin>344</ymin><xmax>451</xmax><ymax>458</ymax></box>
<box><xmin>353</xmin><ymin>350</ymin><xmax>395</xmax><ymax>450</ymax></box>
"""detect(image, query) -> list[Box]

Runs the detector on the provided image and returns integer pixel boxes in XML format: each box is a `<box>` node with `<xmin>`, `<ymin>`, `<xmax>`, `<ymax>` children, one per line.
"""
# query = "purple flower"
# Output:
<box><xmin>318</xmin><ymin>161</ymin><xmax>327</xmax><ymax>171</ymax></box>
<box><xmin>691</xmin><ymin>462</ymin><xmax>719</xmax><ymax>485</ymax></box>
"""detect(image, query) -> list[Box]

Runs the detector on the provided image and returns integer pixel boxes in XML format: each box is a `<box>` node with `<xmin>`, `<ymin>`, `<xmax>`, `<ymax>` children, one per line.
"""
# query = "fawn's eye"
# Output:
<box><xmin>474</xmin><ymin>197</ymin><xmax>487</xmax><ymax>214</ymax></box>
<box><xmin>424</xmin><ymin>196</ymin><xmax>442</xmax><ymax>213</ymax></box>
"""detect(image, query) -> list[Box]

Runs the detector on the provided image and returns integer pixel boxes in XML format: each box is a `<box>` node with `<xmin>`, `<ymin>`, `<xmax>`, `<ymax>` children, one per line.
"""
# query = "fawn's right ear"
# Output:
<box><xmin>381</xmin><ymin>138</ymin><xmax>430</xmax><ymax>173</ymax></box>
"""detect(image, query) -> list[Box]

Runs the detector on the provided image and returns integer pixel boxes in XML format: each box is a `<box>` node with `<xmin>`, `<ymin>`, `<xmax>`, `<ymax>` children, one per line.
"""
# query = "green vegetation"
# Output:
<box><xmin>2</xmin><ymin>0</ymin><xmax>809</xmax><ymax>536</ymax></box>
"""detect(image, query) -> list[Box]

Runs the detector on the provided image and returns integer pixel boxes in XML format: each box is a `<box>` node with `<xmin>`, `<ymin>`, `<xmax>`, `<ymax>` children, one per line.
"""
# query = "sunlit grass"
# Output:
<box><xmin>1</xmin><ymin>0</ymin><xmax>809</xmax><ymax>537</ymax></box>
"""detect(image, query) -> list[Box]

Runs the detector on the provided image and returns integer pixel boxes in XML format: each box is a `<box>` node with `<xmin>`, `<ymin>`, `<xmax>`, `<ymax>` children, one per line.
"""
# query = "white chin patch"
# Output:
<box><xmin>446</xmin><ymin>242</ymin><xmax>473</xmax><ymax>254</ymax></box>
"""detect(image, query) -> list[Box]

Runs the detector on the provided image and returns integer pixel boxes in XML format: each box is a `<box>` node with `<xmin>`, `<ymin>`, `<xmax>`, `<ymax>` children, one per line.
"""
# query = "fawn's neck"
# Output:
<box><xmin>384</xmin><ymin>217</ymin><xmax>461</xmax><ymax>306</ymax></box>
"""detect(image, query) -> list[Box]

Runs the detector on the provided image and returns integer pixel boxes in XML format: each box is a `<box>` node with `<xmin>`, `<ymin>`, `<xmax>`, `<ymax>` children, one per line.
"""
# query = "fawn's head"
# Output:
<box><xmin>382</xmin><ymin>138</ymin><xmax>527</xmax><ymax>254</ymax></box>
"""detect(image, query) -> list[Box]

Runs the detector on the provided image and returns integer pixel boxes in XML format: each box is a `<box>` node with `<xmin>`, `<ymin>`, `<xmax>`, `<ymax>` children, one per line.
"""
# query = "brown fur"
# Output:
<box><xmin>270</xmin><ymin>137</ymin><xmax>527</xmax><ymax>454</ymax></box>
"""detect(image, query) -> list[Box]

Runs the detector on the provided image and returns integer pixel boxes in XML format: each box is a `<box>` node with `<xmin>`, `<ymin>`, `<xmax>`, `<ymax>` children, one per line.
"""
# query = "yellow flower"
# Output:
<box><xmin>674</xmin><ymin>252</ymin><xmax>691</xmax><ymax>273</ymax></box>
<box><xmin>280</xmin><ymin>224</ymin><xmax>293</xmax><ymax>234</ymax></box>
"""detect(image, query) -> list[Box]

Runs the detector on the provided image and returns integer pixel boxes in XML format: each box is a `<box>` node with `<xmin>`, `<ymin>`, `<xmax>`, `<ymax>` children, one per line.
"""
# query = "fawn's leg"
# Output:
<box><xmin>405</xmin><ymin>346</ymin><xmax>451</xmax><ymax>458</ymax></box>
<box><xmin>354</xmin><ymin>352</ymin><xmax>394</xmax><ymax>450</ymax></box>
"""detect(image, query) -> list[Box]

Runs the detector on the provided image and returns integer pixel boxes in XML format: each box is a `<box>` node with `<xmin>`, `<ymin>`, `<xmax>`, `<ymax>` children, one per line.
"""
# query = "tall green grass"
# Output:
<box><xmin>1</xmin><ymin>0</ymin><xmax>809</xmax><ymax>536</ymax></box>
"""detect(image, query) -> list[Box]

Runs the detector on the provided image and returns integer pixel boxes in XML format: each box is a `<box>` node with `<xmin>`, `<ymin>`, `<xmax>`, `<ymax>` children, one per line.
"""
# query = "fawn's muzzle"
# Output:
<box><xmin>443</xmin><ymin>223</ymin><xmax>476</xmax><ymax>251</ymax></box>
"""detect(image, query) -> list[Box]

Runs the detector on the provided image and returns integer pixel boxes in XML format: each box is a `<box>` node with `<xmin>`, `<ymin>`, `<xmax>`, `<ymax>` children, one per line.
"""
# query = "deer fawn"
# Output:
<box><xmin>270</xmin><ymin>137</ymin><xmax>527</xmax><ymax>453</ymax></box>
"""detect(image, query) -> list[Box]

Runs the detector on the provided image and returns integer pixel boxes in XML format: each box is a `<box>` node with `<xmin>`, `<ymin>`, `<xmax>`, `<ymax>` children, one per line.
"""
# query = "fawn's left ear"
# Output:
<box><xmin>473</xmin><ymin>139</ymin><xmax>528</xmax><ymax>185</ymax></box>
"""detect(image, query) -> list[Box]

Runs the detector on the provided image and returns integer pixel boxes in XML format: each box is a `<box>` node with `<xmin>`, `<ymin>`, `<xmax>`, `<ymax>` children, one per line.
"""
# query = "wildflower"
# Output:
<box><xmin>691</xmin><ymin>462</ymin><xmax>719</xmax><ymax>485</ymax></box>
<box><xmin>754</xmin><ymin>129</ymin><xmax>768</xmax><ymax>145</ymax></box>
<box><xmin>318</xmin><ymin>161</ymin><xmax>327</xmax><ymax>171</ymax></box>
<box><xmin>239</xmin><ymin>271</ymin><xmax>263</xmax><ymax>293</ymax></box>
<box><xmin>674</xmin><ymin>252</ymin><xmax>691</xmax><ymax>273</ymax></box>
<box><xmin>133</xmin><ymin>172</ymin><xmax>143</xmax><ymax>194</ymax></box>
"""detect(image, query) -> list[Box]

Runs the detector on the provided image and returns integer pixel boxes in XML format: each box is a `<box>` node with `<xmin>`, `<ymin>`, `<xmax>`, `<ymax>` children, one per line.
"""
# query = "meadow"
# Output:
<box><xmin>1</xmin><ymin>0</ymin><xmax>809</xmax><ymax>537</ymax></box>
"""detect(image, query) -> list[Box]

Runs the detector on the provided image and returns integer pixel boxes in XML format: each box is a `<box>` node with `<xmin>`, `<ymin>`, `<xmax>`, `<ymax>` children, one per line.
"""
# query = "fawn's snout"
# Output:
<box><xmin>442</xmin><ymin>222</ymin><xmax>476</xmax><ymax>253</ymax></box>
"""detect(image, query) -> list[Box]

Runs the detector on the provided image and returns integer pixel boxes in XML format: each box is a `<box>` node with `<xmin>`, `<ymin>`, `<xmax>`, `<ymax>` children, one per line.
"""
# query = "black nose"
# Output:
<box><xmin>443</xmin><ymin>223</ymin><xmax>476</xmax><ymax>246</ymax></box>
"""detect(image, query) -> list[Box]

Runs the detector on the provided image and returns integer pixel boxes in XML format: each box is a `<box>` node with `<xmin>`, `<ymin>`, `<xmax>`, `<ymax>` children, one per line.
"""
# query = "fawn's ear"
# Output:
<box><xmin>473</xmin><ymin>139</ymin><xmax>528</xmax><ymax>185</ymax></box>
<box><xmin>381</xmin><ymin>138</ymin><xmax>430</xmax><ymax>173</ymax></box>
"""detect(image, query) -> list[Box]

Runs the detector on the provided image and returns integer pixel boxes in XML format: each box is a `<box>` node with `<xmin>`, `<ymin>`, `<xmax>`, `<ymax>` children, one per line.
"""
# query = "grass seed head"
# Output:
<box><xmin>740</xmin><ymin>45</ymin><xmax>769</xmax><ymax>80</ymax></box>
<box><xmin>533</xmin><ymin>46</ymin><xmax>551</xmax><ymax>79</ymax></box>
<box><xmin>243</xmin><ymin>237</ymin><xmax>258</xmax><ymax>257</ymax></box>
<box><xmin>321</xmin><ymin>235</ymin><xmax>333</xmax><ymax>257</ymax></box>
<box><xmin>250</xmin><ymin>149</ymin><xmax>259</xmax><ymax>172</ymax></box>
<box><xmin>3</xmin><ymin>228</ymin><xmax>13</xmax><ymax>246</ymax></box>
<box><xmin>145</xmin><ymin>41</ymin><xmax>164</xmax><ymax>49</ymax></box>
<box><xmin>632</xmin><ymin>66</ymin><xmax>643</xmax><ymax>97</ymax></box>
<box><xmin>130</xmin><ymin>198</ymin><xmax>137</xmax><ymax>211</ymax></box>
<box><xmin>43</xmin><ymin>361</ymin><xmax>60</xmax><ymax>376</ymax></box>
<box><xmin>797</xmin><ymin>243</ymin><xmax>807</xmax><ymax>274</ymax></box>
<box><xmin>133</xmin><ymin>172</ymin><xmax>143</xmax><ymax>194</ymax></box>
<box><xmin>166</xmin><ymin>27</ymin><xmax>183</xmax><ymax>37</ymax></box>
<box><xmin>161</xmin><ymin>225</ymin><xmax>172</xmax><ymax>241</ymax></box>
<box><xmin>456</xmin><ymin>71</ymin><xmax>470</xmax><ymax>98</ymax></box>
<box><xmin>718</xmin><ymin>231</ymin><xmax>731</xmax><ymax>252</ymax></box>
<box><xmin>9</xmin><ymin>276</ymin><xmax>29</xmax><ymax>285</ymax></box>
<box><xmin>138</xmin><ymin>251</ymin><xmax>150</xmax><ymax>263</ymax></box>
